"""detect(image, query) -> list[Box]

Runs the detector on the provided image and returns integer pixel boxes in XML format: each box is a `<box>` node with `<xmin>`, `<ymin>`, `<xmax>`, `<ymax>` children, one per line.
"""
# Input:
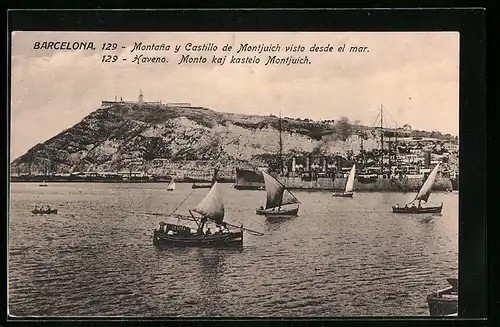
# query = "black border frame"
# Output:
<box><xmin>3</xmin><ymin>8</ymin><xmax>488</xmax><ymax>327</ymax></box>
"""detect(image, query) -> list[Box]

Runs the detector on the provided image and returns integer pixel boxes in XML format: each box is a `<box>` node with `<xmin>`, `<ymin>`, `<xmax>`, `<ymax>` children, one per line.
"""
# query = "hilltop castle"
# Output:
<box><xmin>101</xmin><ymin>89</ymin><xmax>191</xmax><ymax>108</ymax></box>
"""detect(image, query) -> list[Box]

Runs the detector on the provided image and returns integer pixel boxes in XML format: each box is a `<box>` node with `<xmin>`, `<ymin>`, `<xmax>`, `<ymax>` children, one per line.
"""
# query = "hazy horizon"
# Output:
<box><xmin>10</xmin><ymin>31</ymin><xmax>459</xmax><ymax>160</ymax></box>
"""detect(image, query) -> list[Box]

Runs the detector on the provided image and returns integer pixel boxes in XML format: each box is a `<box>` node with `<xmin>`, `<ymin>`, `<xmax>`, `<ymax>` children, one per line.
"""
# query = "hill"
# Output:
<box><xmin>10</xmin><ymin>102</ymin><xmax>454</xmax><ymax>177</ymax></box>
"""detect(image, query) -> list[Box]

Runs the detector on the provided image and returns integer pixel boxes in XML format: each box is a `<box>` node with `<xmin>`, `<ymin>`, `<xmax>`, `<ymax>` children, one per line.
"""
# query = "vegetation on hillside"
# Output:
<box><xmin>10</xmin><ymin>103</ymin><xmax>456</xmax><ymax>175</ymax></box>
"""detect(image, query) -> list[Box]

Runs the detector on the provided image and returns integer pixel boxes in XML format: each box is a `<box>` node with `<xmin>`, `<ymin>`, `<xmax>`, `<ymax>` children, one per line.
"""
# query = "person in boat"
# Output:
<box><xmin>259</xmin><ymin>205</ymin><xmax>264</xmax><ymax>210</ymax></box>
<box><xmin>195</xmin><ymin>216</ymin><xmax>209</xmax><ymax>235</ymax></box>
<box><xmin>205</xmin><ymin>228</ymin><xmax>212</xmax><ymax>236</ymax></box>
<box><xmin>411</xmin><ymin>203</ymin><xmax>416</xmax><ymax>208</ymax></box>
<box><xmin>221</xmin><ymin>222</ymin><xmax>229</xmax><ymax>233</ymax></box>
<box><xmin>34</xmin><ymin>205</ymin><xmax>39</xmax><ymax>211</ymax></box>
<box><xmin>405</xmin><ymin>204</ymin><xmax>408</xmax><ymax>208</ymax></box>
<box><xmin>395</xmin><ymin>204</ymin><xmax>400</xmax><ymax>208</ymax></box>
<box><xmin>418</xmin><ymin>202</ymin><xmax>422</xmax><ymax>208</ymax></box>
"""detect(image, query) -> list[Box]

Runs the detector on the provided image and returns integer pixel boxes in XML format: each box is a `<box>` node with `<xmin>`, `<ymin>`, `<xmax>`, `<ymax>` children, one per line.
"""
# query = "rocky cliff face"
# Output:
<box><xmin>9</xmin><ymin>103</ymin><xmax>444</xmax><ymax>177</ymax></box>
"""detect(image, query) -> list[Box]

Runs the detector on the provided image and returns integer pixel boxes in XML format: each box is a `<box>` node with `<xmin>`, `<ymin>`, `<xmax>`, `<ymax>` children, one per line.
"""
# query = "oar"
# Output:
<box><xmin>142</xmin><ymin>212</ymin><xmax>166</xmax><ymax>216</ymax></box>
<box><xmin>142</xmin><ymin>212</ymin><xmax>194</xmax><ymax>220</ymax></box>
<box><xmin>224</xmin><ymin>222</ymin><xmax>265</xmax><ymax>236</ymax></box>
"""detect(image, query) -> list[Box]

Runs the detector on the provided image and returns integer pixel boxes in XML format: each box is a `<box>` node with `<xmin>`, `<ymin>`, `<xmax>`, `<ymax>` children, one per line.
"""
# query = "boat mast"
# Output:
<box><xmin>279</xmin><ymin>111</ymin><xmax>284</xmax><ymax>176</ymax></box>
<box><xmin>388</xmin><ymin>138</ymin><xmax>392</xmax><ymax>177</ymax></box>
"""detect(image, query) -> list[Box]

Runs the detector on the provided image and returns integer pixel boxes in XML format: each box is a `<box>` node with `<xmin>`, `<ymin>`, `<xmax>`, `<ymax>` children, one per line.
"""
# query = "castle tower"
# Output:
<box><xmin>138</xmin><ymin>89</ymin><xmax>144</xmax><ymax>103</ymax></box>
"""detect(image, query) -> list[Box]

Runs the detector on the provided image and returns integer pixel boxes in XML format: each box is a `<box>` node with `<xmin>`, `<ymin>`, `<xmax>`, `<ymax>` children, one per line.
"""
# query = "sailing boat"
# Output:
<box><xmin>392</xmin><ymin>163</ymin><xmax>443</xmax><ymax>214</ymax></box>
<box><xmin>166</xmin><ymin>177</ymin><xmax>175</xmax><ymax>191</ymax></box>
<box><xmin>153</xmin><ymin>182</ymin><xmax>249</xmax><ymax>247</ymax></box>
<box><xmin>332</xmin><ymin>164</ymin><xmax>356</xmax><ymax>197</ymax></box>
<box><xmin>256</xmin><ymin>170</ymin><xmax>301</xmax><ymax>216</ymax></box>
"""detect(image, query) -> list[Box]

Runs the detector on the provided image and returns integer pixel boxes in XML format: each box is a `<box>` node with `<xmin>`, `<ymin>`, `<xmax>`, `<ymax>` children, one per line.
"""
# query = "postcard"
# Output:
<box><xmin>9</xmin><ymin>30</ymin><xmax>460</xmax><ymax>318</ymax></box>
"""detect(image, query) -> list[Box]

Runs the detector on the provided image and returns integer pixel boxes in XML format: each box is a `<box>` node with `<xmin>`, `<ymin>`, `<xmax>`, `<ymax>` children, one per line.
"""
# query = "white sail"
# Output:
<box><xmin>262</xmin><ymin>170</ymin><xmax>300</xmax><ymax>209</ymax></box>
<box><xmin>166</xmin><ymin>179</ymin><xmax>175</xmax><ymax>191</ymax></box>
<box><xmin>414</xmin><ymin>163</ymin><xmax>440</xmax><ymax>203</ymax></box>
<box><xmin>192</xmin><ymin>182</ymin><xmax>225</xmax><ymax>223</ymax></box>
<box><xmin>344</xmin><ymin>164</ymin><xmax>356</xmax><ymax>193</ymax></box>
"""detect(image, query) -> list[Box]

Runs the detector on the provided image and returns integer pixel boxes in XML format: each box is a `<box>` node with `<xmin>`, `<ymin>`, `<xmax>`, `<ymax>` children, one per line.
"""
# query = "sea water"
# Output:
<box><xmin>8</xmin><ymin>182</ymin><xmax>458</xmax><ymax>317</ymax></box>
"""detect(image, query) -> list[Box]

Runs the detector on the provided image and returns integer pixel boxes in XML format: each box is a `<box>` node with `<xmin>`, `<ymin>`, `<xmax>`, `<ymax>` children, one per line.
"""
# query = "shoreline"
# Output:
<box><xmin>9</xmin><ymin>179</ymin><xmax>458</xmax><ymax>193</ymax></box>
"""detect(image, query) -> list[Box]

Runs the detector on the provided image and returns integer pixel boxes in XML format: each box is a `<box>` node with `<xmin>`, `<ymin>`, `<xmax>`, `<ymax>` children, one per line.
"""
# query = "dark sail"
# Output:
<box><xmin>262</xmin><ymin>170</ymin><xmax>300</xmax><ymax>209</ymax></box>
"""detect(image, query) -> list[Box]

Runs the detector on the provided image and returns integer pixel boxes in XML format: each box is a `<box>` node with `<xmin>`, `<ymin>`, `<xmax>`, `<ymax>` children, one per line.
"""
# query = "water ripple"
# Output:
<box><xmin>9</xmin><ymin>183</ymin><xmax>458</xmax><ymax>317</ymax></box>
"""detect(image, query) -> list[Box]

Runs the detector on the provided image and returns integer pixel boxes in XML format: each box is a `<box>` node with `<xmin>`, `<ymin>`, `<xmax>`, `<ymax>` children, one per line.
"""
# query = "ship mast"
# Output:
<box><xmin>279</xmin><ymin>111</ymin><xmax>284</xmax><ymax>175</ymax></box>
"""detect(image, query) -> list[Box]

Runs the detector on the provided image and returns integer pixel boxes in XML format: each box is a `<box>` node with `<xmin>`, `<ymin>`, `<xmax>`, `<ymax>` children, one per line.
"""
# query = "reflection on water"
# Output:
<box><xmin>9</xmin><ymin>183</ymin><xmax>458</xmax><ymax>317</ymax></box>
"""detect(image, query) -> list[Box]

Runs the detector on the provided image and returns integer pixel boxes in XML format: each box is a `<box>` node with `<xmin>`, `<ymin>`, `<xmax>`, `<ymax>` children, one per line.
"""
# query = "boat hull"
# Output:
<box><xmin>234</xmin><ymin>184</ymin><xmax>265</xmax><ymax>190</ymax></box>
<box><xmin>256</xmin><ymin>207</ymin><xmax>299</xmax><ymax>216</ymax></box>
<box><xmin>32</xmin><ymin>209</ymin><xmax>58</xmax><ymax>215</ymax></box>
<box><xmin>332</xmin><ymin>192</ymin><xmax>353</xmax><ymax>198</ymax></box>
<box><xmin>153</xmin><ymin>230</ymin><xmax>243</xmax><ymax>248</ymax></box>
<box><xmin>392</xmin><ymin>205</ymin><xmax>443</xmax><ymax>214</ymax></box>
<box><xmin>427</xmin><ymin>278</ymin><xmax>458</xmax><ymax>316</ymax></box>
<box><xmin>427</xmin><ymin>294</ymin><xmax>458</xmax><ymax>316</ymax></box>
<box><xmin>192</xmin><ymin>184</ymin><xmax>212</xmax><ymax>189</ymax></box>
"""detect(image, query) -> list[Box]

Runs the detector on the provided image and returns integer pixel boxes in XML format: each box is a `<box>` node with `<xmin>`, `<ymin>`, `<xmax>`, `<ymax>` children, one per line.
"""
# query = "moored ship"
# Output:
<box><xmin>233</xmin><ymin>168</ymin><xmax>265</xmax><ymax>190</ymax></box>
<box><xmin>233</xmin><ymin>169</ymin><xmax>453</xmax><ymax>192</ymax></box>
<box><xmin>234</xmin><ymin>105</ymin><xmax>456</xmax><ymax>193</ymax></box>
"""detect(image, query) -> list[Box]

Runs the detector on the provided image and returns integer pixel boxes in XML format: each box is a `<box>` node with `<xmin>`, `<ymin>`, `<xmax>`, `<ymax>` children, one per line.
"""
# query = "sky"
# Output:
<box><xmin>10</xmin><ymin>31</ymin><xmax>459</xmax><ymax>160</ymax></box>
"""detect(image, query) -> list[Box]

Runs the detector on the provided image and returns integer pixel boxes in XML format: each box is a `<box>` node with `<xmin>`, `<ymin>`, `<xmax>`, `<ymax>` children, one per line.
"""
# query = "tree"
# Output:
<box><xmin>337</xmin><ymin>117</ymin><xmax>352</xmax><ymax>141</ymax></box>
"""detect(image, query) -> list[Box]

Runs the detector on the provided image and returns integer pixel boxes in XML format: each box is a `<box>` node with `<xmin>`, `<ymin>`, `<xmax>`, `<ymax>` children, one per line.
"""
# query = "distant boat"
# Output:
<box><xmin>166</xmin><ymin>178</ymin><xmax>175</xmax><ymax>191</ymax></box>
<box><xmin>392</xmin><ymin>163</ymin><xmax>443</xmax><ymax>214</ymax></box>
<box><xmin>192</xmin><ymin>168</ymin><xmax>218</xmax><ymax>189</ymax></box>
<box><xmin>32</xmin><ymin>207</ymin><xmax>57</xmax><ymax>215</ymax></box>
<box><xmin>192</xmin><ymin>183</ymin><xmax>211</xmax><ymax>189</ymax></box>
<box><xmin>427</xmin><ymin>278</ymin><xmax>458</xmax><ymax>316</ymax></box>
<box><xmin>332</xmin><ymin>164</ymin><xmax>356</xmax><ymax>197</ymax></box>
<box><xmin>39</xmin><ymin>180</ymin><xmax>48</xmax><ymax>187</ymax></box>
<box><xmin>256</xmin><ymin>170</ymin><xmax>300</xmax><ymax>217</ymax></box>
<box><xmin>153</xmin><ymin>182</ymin><xmax>262</xmax><ymax>247</ymax></box>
